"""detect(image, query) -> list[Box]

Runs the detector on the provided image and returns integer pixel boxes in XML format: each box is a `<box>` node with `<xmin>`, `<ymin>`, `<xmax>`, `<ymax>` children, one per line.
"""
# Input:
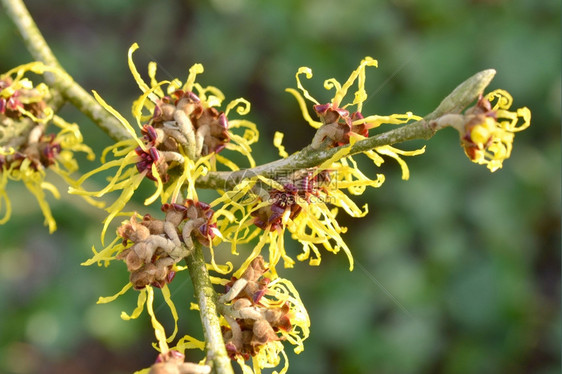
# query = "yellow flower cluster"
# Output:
<box><xmin>70</xmin><ymin>43</ymin><xmax>259</xmax><ymax>242</ymax></box>
<box><xmin>76</xmin><ymin>44</ymin><xmax>267</xmax><ymax>372</ymax></box>
<box><xmin>0</xmin><ymin>62</ymin><xmax>95</xmax><ymax>232</ymax></box>
<box><xmin>461</xmin><ymin>89</ymin><xmax>531</xmax><ymax>172</ymax></box>
<box><xmin>214</xmin><ymin>57</ymin><xmax>425</xmax><ymax>279</ymax></box>
<box><xmin>76</xmin><ymin>45</ymin><xmax>531</xmax><ymax>374</ymax></box>
<box><xmin>219</xmin><ymin>256</ymin><xmax>310</xmax><ymax>374</ymax></box>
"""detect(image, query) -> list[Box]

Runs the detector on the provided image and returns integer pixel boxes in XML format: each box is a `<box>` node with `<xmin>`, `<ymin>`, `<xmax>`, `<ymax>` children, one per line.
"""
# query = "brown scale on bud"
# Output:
<box><xmin>177</xmin><ymin>199</ymin><xmax>217</xmax><ymax>247</ymax></box>
<box><xmin>130</xmin><ymin>260</ymin><xmax>175</xmax><ymax>290</ymax></box>
<box><xmin>241</xmin><ymin>254</ymin><xmax>268</xmax><ymax>282</ymax></box>
<box><xmin>264</xmin><ymin>303</ymin><xmax>292</xmax><ymax>332</ymax></box>
<box><xmin>116</xmin><ymin>214</ymin><xmax>178</xmax><ymax>289</ymax></box>
<box><xmin>251</xmin><ymin>319</ymin><xmax>279</xmax><ymax>347</ymax></box>
<box><xmin>116</xmin><ymin>199</ymin><xmax>217</xmax><ymax>290</ymax></box>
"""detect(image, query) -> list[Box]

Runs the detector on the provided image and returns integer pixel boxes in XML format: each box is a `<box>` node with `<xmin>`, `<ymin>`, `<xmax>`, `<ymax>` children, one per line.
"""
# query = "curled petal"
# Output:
<box><xmin>81</xmin><ymin>236</ymin><xmax>124</xmax><ymax>267</ymax></box>
<box><xmin>183</xmin><ymin>63</ymin><xmax>205</xmax><ymax>92</ymax></box>
<box><xmin>225</xmin><ymin>98</ymin><xmax>251</xmax><ymax>116</ymax></box>
<box><xmin>97</xmin><ymin>282</ymin><xmax>133</xmax><ymax>304</ymax></box>
<box><xmin>93</xmin><ymin>91</ymin><xmax>145</xmax><ymax>149</ymax></box>
<box><xmin>367</xmin><ymin>145</ymin><xmax>425</xmax><ymax>180</ymax></box>
<box><xmin>333</xmin><ymin>56</ymin><xmax>378</xmax><ymax>109</ymax></box>
<box><xmin>323</xmin><ymin>78</ymin><xmax>342</xmax><ymax>95</ymax></box>
<box><xmin>194</xmin><ymin>83</ymin><xmax>225</xmax><ymax>107</ymax></box>
<box><xmin>294</xmin><ymin>67</ymin><xmax>319</xmax><ymax>105</ymax></box>
<box><xmin>285</xmin><ymin>88</ymin><xmax>323</xmax><ymax>129</ymax></box>
<box><xmin>487</xmin><ymin>89</ymin><xmax>513</xmax><ymax>110</ymax></box>
<box><xmin>132</xmin><ymin>80</ymin><xmax>171</xmax><ymax>125</ymax></box>
<box><xmin>100</xmin><ymin>172</ymin><xmax>145</xmax><ymax>244</ymax></box>
<box><xmin>120</xmin><ymin>287</ymin><xmax>148</xmax><ymax>320</ymax></box>
<box><xmin>144</xmin><ymin>163</ymin><xmax>164</xmax><ymax>205</ymax></box>
<box><xmin>357</xmin><ymin>112</ymin><xmax>422</xmax><ymax>130</ymax></box>
<box><xmin>273</xmin><ymin>131</ymin><xmax>289</xmax><ymax>158</ymax></box>
<box><xmin>127</xmin><ymin>43</ymin><xmax>158</xmax><ymax>104</ymax></box>
<box><xmin>173</xmin><ymin>334</ymin><xmax>206</xmax><ymax>352</ymax></box>
<box><xmin>0</xmin><ymin>167</ymin><xmax>11</xmax><ymax>225</ymax></box>
<box><xmin>22</xmin><ymin>172</ymin><xmax>58</xmax><ymax>233</ymax></box>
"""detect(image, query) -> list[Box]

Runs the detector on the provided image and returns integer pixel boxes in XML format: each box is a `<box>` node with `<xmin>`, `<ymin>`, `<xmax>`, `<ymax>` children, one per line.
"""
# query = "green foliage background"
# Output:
<box><xmin>0</xmin><ymin>0</ymin><xmax>559</xmax><ymax>373</ymax></box>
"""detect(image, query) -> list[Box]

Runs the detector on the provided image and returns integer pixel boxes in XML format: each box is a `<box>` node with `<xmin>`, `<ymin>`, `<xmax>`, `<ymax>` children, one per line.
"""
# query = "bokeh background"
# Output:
<box><xmin>0</xmin><ymin>0</ymin><xmax>559</xmax><ymax>373</ymax></box>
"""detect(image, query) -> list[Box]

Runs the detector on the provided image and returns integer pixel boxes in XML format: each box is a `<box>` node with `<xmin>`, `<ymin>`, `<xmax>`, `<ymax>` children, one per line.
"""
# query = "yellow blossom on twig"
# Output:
<box><xmin>287</xmin><ymin>57</ymin><xmax>425</xmax><ymax>180</ymax></box>
<box><xmin>218</xmin><ymin>257</ymin><xmax>310</xmax><ymax>374</ymax></box>
<box><xmin>460</xmin><ymin>89</ymin><xmax>531</xmax><ymax>172</ymax></box>
<box><xmin>70</xmin><ymin>43</ymin><xmax>260</xmax><ymax>242</ymax></box>
<box><xmin>0</xmin><ymin>62</ymin><xmax>96</xmax><ymax>232</ymax></box>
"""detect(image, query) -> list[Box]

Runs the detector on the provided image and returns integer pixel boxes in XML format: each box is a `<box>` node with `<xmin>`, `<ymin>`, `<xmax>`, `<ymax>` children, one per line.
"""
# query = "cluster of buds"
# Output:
<box><xmin>220</xmin><ymin>257</ymin><xmax>293</xmax><ymax>360</ymax></box>
<box><xmin>0</xmin><ymin>131</ymin><xmax>61</xmax><ymax>171</ymax></box>
<box><xmin>251</xmin><ymin>169</ymin><xmax>331</xmax><ymax>230</ymax></box>
<box><xmin>133</xmin><ymin>89</ymin><xmax>230</xmax><ymax>183</ymax></box>
<box><xmin>116</xmin><ymin>199</ymin><xmax>217</xmax><ymax>289</ymax></box>
<box><xmin>150</xmin><ymin>89</ymin><xmax>229</xmax><ymax>157</ymax></box>
<box><xmin>311</xmin><ymin>103</ymin><xmax>368</xmax><ymax>148</ymax></box>
<box><xmin>0</xmin><ymin>76</ymin><xmax>60</xmax><ymax>172</ymax></box>
<box><xmin>148</xmin><ymin>350</ymin><xmax>210</xmax><ymax>374</ymax></box>
<box><xmin>461</xmin><ymin>94</ymin><xmax>508</xmax><ymax>162</ymax></box>
<box><xmin>0</xmin><ymin>77</ymin><xmax>48</xmax><ymax>119</ymax></box>
<box><xmin>251</xmin><ymin>184</ymin><xmax>302</xmax><ymax>231</ymax></box>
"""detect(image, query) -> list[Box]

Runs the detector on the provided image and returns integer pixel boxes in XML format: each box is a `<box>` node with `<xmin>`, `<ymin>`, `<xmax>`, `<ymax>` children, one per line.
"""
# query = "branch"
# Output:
<box><xmin>186</xmin><ymin>244</ymin><xmax>234</xmax><ymax>374</ymax></box>
<box><xmin>196</xmin><ymin>69</ymin><xmax>496</xmax><ymax>190</ymax></box>
<box><xmin>1</xmin><ymin>0</ymin><xmax>129</xmax><ymax>141</ymax></box>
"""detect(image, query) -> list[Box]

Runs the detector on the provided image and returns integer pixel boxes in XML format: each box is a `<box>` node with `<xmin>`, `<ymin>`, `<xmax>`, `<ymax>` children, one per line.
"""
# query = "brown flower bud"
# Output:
<box><xmin>251</xmin><ymin>319</ymin><xmax>277</xmax><ymax>346</ymax></box>
<box><xmin>118</xmin><ymin>216</ymin><xmax>151</xmax><ymax>243</ymax></box>
<box><xmin>241</xmin><ymin>256</ymin><xmax>267</xmax><ymax>282</ymax></box>
<box><xmin>232</xmin><ymin>298</ymin><xmax>252</xmax><ymax>311</ymax></box>
<box><xmin>116</xmin><ymin>247</ymin><xmax>143</xmax><ymax>271</ymax></box>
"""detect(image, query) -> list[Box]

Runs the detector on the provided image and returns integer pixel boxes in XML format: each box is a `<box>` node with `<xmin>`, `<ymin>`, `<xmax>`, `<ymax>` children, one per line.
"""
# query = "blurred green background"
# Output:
<box><xmin>0</xmin><ymin>0</ymin><xmax>559</xmax><ymax>373</ymax></box>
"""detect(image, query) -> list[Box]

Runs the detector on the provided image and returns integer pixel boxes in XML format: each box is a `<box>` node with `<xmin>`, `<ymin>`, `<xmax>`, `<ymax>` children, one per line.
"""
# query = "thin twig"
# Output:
<box><xmin>196</xmin><ymin>69</ymin><xmax>496</xmax><ymax>190</ymax></box>
<box><xmin>186</xmin><ymin>244</ymin><xmax>234</xmax><ymax>374</ymax></box>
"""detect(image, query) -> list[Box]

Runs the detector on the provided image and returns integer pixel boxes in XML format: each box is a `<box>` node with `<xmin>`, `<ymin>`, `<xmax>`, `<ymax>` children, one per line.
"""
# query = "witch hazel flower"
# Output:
<box><xmin>218</xmin><ymin>256</ymin><xmax>310</xmax><ymax>374</ymax></box>
<box><xmin>0</xmin><ymin>62</ymin><xmax>96</xmax><ymax>232</ymax></box>
<box><xmin>81</xmin><ymin>198</ymin><xmax>224</xmax><ymax>363</ymax></box>
<box><xmin>213</xmin><ymin>58</ymin><xmax>429</xmax><ymax>278</ymax></box>
<box><xmin>70</xmin><ymin>43</ymin><xmax>259</xmax><ymax>242</ymax></box>
<box><xmin>459</xmin><ymin>89</ymin><xmax>531</xmax><ymax>172</ymax></box>
<box><xmin>214</xmin><ymin>170</ymin><xmax>360</xmax><ymax>278</ymax></box>
<box><xmin>286</xmin><ymin>56</ymin><xmax>425</xmax><ymax>180</ymax></box>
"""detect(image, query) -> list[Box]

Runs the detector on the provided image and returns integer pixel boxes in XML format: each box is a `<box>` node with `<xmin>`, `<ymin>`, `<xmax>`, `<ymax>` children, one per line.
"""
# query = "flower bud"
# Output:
<box><xmin>459</xmin><ymin>90</ymin><xmax>530</xmax><ymax>172</ymax></box>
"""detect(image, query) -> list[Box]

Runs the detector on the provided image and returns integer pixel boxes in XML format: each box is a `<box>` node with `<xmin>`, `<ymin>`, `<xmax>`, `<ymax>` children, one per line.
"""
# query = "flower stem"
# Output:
<box><xmin>186</xmin><ymin>244</ymin><xmax>233</xmax><ymax>374</ymax></box>
<box><xmin>196</xmin><ymin>69</ymin><xmax>496</xmax><ymax>190</ymax></box>
<box><xmin>1</xmin><ymin>0</ymin><xmax>129</xmax><ymax>141</ymax></box>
